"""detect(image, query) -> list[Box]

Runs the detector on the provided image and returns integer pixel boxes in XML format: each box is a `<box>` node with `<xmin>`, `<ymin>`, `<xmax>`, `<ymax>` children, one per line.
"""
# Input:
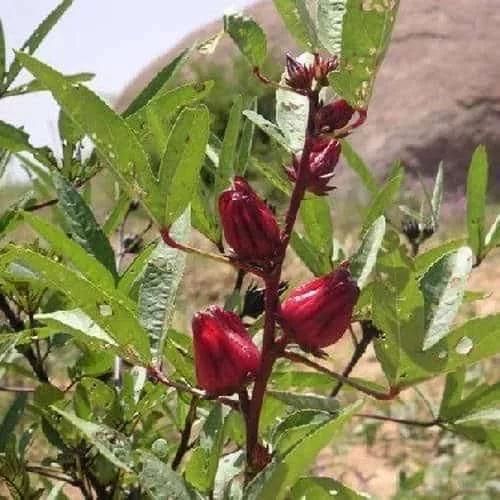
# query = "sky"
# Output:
<box><xmin>0</xmin><ymin>0</ymin><xmax>254</xmax><ymax>181</ymax></box>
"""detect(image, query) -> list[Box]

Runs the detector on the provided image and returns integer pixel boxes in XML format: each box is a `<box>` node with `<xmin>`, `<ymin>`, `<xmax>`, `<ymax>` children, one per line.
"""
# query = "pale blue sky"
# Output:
<box><xmin>0</xmin><ymin>0</ymin><xmax>254</xmax><ymax>180</ymax></box>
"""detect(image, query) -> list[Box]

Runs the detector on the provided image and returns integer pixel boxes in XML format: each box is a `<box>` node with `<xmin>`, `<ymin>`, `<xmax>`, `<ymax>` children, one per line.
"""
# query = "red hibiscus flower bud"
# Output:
<box><xmin>279</xmin><ymin>266</ymin><xmax>359</xmax><ymax>350</ymax></box>
<box><xmin>285</xmin><ymin>53</ymin><xmax>338</xmax><ymax>92</ymax></box>
<box><xmin>219</xmin><ymin>177</ymin><xmax>281</xmax><ymax>263</ymax></box>
<box><xmin>193</xmin><ymin>306</ymin><xmax>261</xmax><ymax>395</ymax></box>
<box><xmin>314</xmin><ymin>99</ymin><xmax>355</xmax><ymax>135</ymax></box>
<box><xmin>285</xmin><ymin>138</ymin><xmax>342</xmax><ymax>195</ymax></box>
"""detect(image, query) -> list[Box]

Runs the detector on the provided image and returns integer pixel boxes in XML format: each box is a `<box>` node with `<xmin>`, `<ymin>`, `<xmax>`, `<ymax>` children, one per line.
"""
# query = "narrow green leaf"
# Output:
<box><xmin>316</xmin><ymin>0</ymin><xmax>348</xmax><ymax>55</ymax></box>
<box><xmin>160</xmin><ymin>106</ymin><xmax>209</xmax><ymax>226</ymax></box>
<box><xmin>17</xmin><ymin>53</ymin><xmax>161</xmax><ymax>220</ymax></box>
<box><xmin>291</xmin><ymin>231</ymin><xmax>330</xmax><ymax>276</ymax></box>
<box><xmin>350</xmin><ymin>215</ymin><xmax>385</xmax><ymax>288</ymax></box>
<box><xmin>224</xmin><ymin>12</ymin><xmax>267</xmax><ymax>67</ymax></box>
<box><xmin>341</xmin><ymin>140</ymin><xmax>378</xmax><ymax>195</ymax></box>
<box><xmin>245</xmin><ymin>401</ymin><xmax>362</xmax><ymax>500</ymax></box>
<box><xmin>122</xmin><ymin>48</ymin><xmax>190</xmax><ymax>117</ymax></box>
<box><xmin>243</xmin><ymin>110</ymin><xmax>293</xmax><ymax>152</ymax></box>
<box><xmin>52</xmin><ymin>172</ymin><xmax>117</xmax><ymax>278</ymax></box>
<box><xmin>414</xmin><ymin>239</ymin><xmax>467</xmax><ymax>276</ymax></box>
<box><xmin>51</xmin><ymin>407</ymin><xmax>133</xmax><ymax>471</ymax></box>
<box><xmin>118</xmin><ymin>241</ymin><xmax>157</xmax><ymax>298</ymax></box>
<box><xmin>430</xmin><ymin>162</ymin><xmax>444</xmax><ymax>228</ymax></box>
<box><xmin>3</xmin><ymin>72</ymin><xmax>94</xmax><ymax>98</ymax></box>
<box><xmin>300</xmin><ymin>195</ymin><xmax>333</xmax><ymax>264</ymax></box>
<box><xmin>0</xmin><ymin>19</ymin><xmax>5</xmax><ymax>82</ymax></box>
<box><xmin>363</xmin><ymin>162</ymin><xmax>403</xmax><ymax>233</ymax></box>
<box><xmin>0</xmin><ymin>120</ymin><xmax>55</xmax><ymax>167</ymax></box>
<box><xmin>102</xmin><ymin>191</ymin><xmax>130</xmax><ymax>236</ymax></box>
<box><xmin>215</xmin><ymin>95</ymin><xmax>243</xmax><ymax>193</ymax></box>
<box><xmin>268</xmin><ymin>391</ymin><xmax>339</xmax><ymax>414</ymax></box>
<box><xmin>0</xmin><ymin>394</ymin><xmax>28</xmax><ymax>452</ymax></box>
<box><xmin>290</xmin><ymin>476</ymin><xmax>369</xmax><ymax>499</ymax></box>
<box><xmin>273</xmin><ymin>0</ymin><xmax>318</xmax><ymax>51</ymax></box>
<box><xmin>448</xmin><ymin>423</ymin><xmax>500</xmax><ymax>451</ymax></box>
<box><xmin>21</xmin><ymin>210</ymin><xmax>115</xmax><ymax>290</ymax></box>
<box><xmin>420</xmin><ymin>246</ymin><xmax>473</xmax><ymax>350</ymax></box>
<box><xmin>439</xmin><ymin>368</ymin><xmax>465</xmax><ymax>421</ymax></box>
<box><xmin>192</xmin><ymin>186</ymin><xmax>222</xmax><ymax>244</ymax></box>
<box><xmin>236</xmin><ymin>98</ymin><xmax>257</xmax><ymax>175</ymax></box>
<box><xmin>138</xmin><ymin>210</ymin><xmax>189</xmax><ymax>363</ymax></box>
<box><xmin>137</xmin><ymin>451</ymin><xmax>201</xmax><ymax>499</ymax></box>
<box><xmin>329</xmin><ymin>0</ymin><xmax>401</xmax><ymax>108</ymax></box>
<box><xmin>485</xmin><ymin>214</ymin><xmax>500</xmax><ymax>252</ymax></box>
<box><xmin>251</xmin><ymin>158</ymin><xmax>293</xmax><ymax>196</ymax></box>
<box><xmin>4</xmin><ymin>0</ymin><xmax>74</xmax><ymax>88</ymax></box>
<box><xmin>126</xmin><ymin>82</ymin><xmax>213</xmax><ymax>153</ymax></box>
<box><xmin>1</xmin><ymin>247</ymin><xmax>151</xmax><ymax>364</ymax></box>
<box><xmin>185</xmin><ymin>405</ymin><xmax>229</xmax><ymax>494</ymax></box>
<box><xmin>466</xmin><ymin>145</ymin><xmax>489</xmax><ymax>259</ymax></box>
<box><xmin>276</xmin><ymin>54</ymin><xmax>310</xmax><ymax>152</ymax></box>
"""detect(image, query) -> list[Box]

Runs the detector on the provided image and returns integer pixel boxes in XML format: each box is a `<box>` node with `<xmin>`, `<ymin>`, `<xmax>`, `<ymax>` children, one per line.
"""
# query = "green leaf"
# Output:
<box><xmin>290</xmin><ymin>476</ymin><xmax>369</xmax><ymax>499</ymax></box>
<box><xmin>430</xmin><ymin>161</ymin><xmax>444</xmax><ymax>228</ymax></box>
<box><xmin>273</xmin><ymin>410</ymin><xmax>331</xmax><ymax>455</ymax></box>
<box><xmin>414</xmin><ymin>239</ymin><xmax>467</xmax><ymax>276</ymax></box>
<box><xmin>214</xmin><ymin>450</ymin><xmax>245</xmax><ymax>499</ymax></box>
<box><xmin>51</xmin><ymin>407</ymin><xmax>133</xmax><ymax>471</ymax></box>
<box><xmin>438</xmin><ymin>368</ymin><xmax>465</xmax><ymax>421</ymax></box>
<box><xmin>17</xmin><ymin>53</ymin><xmax>162</xmax><ymax>220</ymax></box>
<box><xmin>224</xmin><ymin>12</ymin><xmax>267</xmax><ymax>67</ymax></box>
<box><xmin>251</xmin><ymin>158</ymin><xmax>293</xmax><ymax>196</ymax></box>
<box><xmin>300</xmin><ymin>195</ymin><xmax>333</xmax><ymax>265</ymax></box>
<box><xmin>362</xmin><ymin>162</ymin><xmax>403</xmax><ymax>233</ymax></box>
<box><xmin>0</xmin><ymin>394</ymin><xmax>28</xmax><ymax>452</ymax></box>
<box><xmin>0</xmin><ymin>19</ymin><xmax>5</xmax><ymax>82</ymax></box>
<box><xmin>118</xmin><ymin>241</ymin><xmax>157</xmax><ymax>298</ymax></box>
<box><xmin>236</xmin><ymin>98</ymin><xmax>257</xmax><ymax>176</ymax></box>
<box><xmin>420</xmin><ymin>246</ymin><xmax>473</xmax><ymax>350</ymax></box>
<box><xmin>316</xmin><ymin>0</ymin><xmax>348</xmax><ymax>55</ymax></box>
<box><xmin>485</xmin><ymin>214</ymin><xmax>500</xmax><ymax>252</ymax></box>
<box><xmin>0</xmin><ymin>119</ymin><xmax>55</xmax><ymax>167</ymax></box>
<box><xmin>245</xmin><ymin>401</ymin><xmax>362</xmax><ymax>500</ymax></box>
<box><xmin>52</xmin><ymin>172</ymin><xmax>117</xmax><ymax>278</ymax></box>
<box><xmin>243</xmin><ymin>110</ymin><xmax>293</xmax><ymax>152</ymax></box>
<box><xmin>137</xmin><ymin>451</ymin><xmax>201</xmax><ymax>499</ymax></box>
<box><xmin>448</xmin><ymin>423</ymin><xmax>500</xmax><ymax>451</ymax></box>
<box><xmin>268</xmin><ymin>391</ymin><xmax>339</xmax><ymax>414</ymax></box>
<box><xmin>4</xmin><ymin>0</ymin><xmax>74</xmax><ymax>88</ymax></box>
<box><xmin>273</xmin><ymin>0</ymin><xmax>318</xmax><ymax>51</ymax></box>
<box><xmin>329</xmin><ymin>0</ymin><xmax>401</xmax><ymax>108</ymax></box>
<box><xmin>350</xmin><ymin>215</ymin><xmax>385</xmax><ymax>288</ymax></box>
<box><xmin>159</xmin><ymin>105</ymin><xmax>210</xmax><ymax>226</ymax></box>
<box><xmin>102</xmin><ymin>190</ymin><xmax>130</xmax><ymax>236</ymax></box>
<box><xmin>215</xmin><ymin>95</ymin><xmax>243</xmax><ymax>194</ymax></box>
<box><xmin>466</xmin><ymin>145</ymin><xmax>489</xmax><ymax>259</ymax></box>
<box><xmin>21</xmin><ymin>210</ymin><xmax>116</xmax><ymax>290</ymax></box>
<box><xmin>276</xmin><ymin>54</ymin><xmax>310</xmax><ymax>152</ymax></box>
<box><xmin>291</xmin><ymin>231</ymin><xmax>330</xmax><ymax>276</ymax></box>
<box><xmin>122</xmin><ymin>48</ymin><xmax>190</xmax><ymax>117</ymax></box>
<box><xmin>138</xmin><ymin>210</ymin><xmax>189</xmax><ymax>363</ymax></box>
<box><xmin>341</xmin><ymin>140</ymin><xmax>378</xmax><ymax>195</ymax></box>
<box><xmin>1</xmin><ymin>247</ymin><xmax>151</xmax><ymax>364</ymax></box>
<box><xmin>185</xmin><ymin>404</ymin><xmax>229</xmax><ymax>494</ymax></box>
<box><xmin>4</xmin><ymin>72</ymin><xmax>94</xmax><ymax>98</ymax></box>
<box><xmin>126</xmin><ymin>82</ymin><xmax>213</xmax><ymax>154</ymax></box>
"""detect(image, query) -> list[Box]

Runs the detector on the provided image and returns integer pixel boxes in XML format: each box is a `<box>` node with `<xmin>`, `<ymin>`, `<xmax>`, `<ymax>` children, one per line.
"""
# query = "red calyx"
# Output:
<box><xmin>314</xmin><ymin>99</ymin><xmax>356</xmax><ymax>135</ymax></box>
<box><xmin>285</xmin><ymin>138</ymin><xmax>342</xmax><ymax>196</ymax></box>
<box><xmin>285</xmin><ymin>53</ymin><xmax>338</xmax><ymax>93</ymax></box>
<box><xmin>279</xmin><ymin>267</ymin><xmax>359</xmax><ymax>350</ymax></box>
<box><xmin>192</xmin><ymin>306</ymin><xmax>261</xmax><ymax>395</ymax></box>
<box><xmin>219</xmin><ymin>177</ymin><xmax>281</xmax><ymax>264</ymax></box>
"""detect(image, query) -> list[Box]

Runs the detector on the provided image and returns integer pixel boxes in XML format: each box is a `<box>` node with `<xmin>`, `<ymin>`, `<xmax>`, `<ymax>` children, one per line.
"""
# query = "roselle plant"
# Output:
<box><xmin>0</xmin><ymin>1</ymin><xmax>499</xmax><ymax>498</ymax></box>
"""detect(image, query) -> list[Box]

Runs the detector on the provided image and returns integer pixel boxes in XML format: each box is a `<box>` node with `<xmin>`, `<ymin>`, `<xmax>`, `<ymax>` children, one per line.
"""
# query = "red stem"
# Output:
<box><xmin>244</xmin><ymin>95</ymin><xmax>318</xmax><ymax>472</ymax></box>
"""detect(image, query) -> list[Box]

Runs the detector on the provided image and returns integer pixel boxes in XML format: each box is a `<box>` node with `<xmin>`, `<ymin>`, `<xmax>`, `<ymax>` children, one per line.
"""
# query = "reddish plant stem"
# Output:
<box><xmin>355</xmin><ymin>413</ymin><xmax>441</xmax><ymax>428</ymax></box>
<box><xmin>245</xmin><ymin>95</ymin><xmax>318</xmax><ymax>472</ymax></box>
<box><xmin>172</xmin><ymin>396</ymin><xmax>199</xmax><ymax>470</ymax></box>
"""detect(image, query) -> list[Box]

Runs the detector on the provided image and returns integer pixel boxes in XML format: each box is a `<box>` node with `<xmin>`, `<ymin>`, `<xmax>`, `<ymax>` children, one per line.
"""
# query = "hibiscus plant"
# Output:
<box><xmin>0</xmin><ymin>1</ymin><xmax>499</xmax><ymax>499</ymax></box>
